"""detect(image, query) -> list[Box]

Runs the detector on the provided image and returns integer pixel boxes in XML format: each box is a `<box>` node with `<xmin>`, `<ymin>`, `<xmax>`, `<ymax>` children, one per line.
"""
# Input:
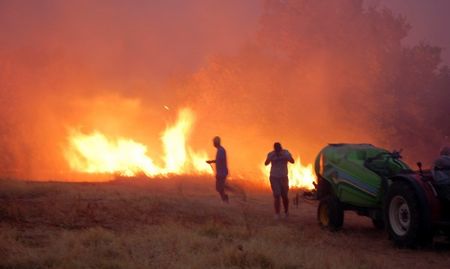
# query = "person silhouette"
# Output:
<box><xmin>265</xmin><ymin>142</ymin><xmax>294</xmax><ymax>219</ymax></box>
<box><xmin>433</xmin><ymin>146</ymin><xmax>450</xmax><ymax>184</ymax></box>
<box><xmin>206</xmin><ymin>136</ymin><xmax>230</xmax><ymax>202</ymax></box>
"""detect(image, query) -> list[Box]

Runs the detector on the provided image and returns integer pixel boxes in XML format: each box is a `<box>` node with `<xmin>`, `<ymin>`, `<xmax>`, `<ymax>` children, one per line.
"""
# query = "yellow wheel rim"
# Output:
<box><xmin>319</xmin><ymin>204</ymin><xmax>329</xmax><ymax>226</ymax></box>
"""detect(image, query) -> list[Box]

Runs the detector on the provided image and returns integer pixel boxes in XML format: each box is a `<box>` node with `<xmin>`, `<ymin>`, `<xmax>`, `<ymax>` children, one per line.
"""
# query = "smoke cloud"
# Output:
<box><xmin>0</xmin><ymin>0</ymin><xmax>448</xmax><ymax>180</ymax></box>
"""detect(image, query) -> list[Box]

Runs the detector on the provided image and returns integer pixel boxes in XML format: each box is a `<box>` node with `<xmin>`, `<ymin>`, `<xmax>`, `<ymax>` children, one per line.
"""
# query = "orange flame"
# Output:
<box><xmin>65</xmin><ymin>108</ymin><xmax>212</xmax><ymax>177</ymax></box>
<box><xmin>262</xmin><ymin>157</ymin><xmax>316</xmax><ymax>190</ymax></box>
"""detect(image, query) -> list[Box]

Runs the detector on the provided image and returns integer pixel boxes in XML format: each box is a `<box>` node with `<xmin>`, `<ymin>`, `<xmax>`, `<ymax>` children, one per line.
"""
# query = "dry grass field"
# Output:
<box><xmin>0</xmin><ymin>177</ymin><xmax>449</xmax><ymax>269</ymax></box>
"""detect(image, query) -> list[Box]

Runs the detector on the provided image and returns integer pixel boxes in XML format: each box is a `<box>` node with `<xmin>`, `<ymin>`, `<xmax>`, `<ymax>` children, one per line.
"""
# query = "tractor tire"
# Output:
<box><xmin>385</xmin><ymin>181</ymin><xmax>428</xmax><ymax>247</ymax></box>
<box><xmin>317</xmin><ymin>195</ymin><xmax>344</xmax><ymax>231</ymax></box>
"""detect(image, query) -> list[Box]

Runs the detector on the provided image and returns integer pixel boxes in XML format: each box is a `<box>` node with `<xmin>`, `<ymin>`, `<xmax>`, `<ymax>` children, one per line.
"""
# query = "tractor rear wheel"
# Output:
<box><xmin>317</xmin><ymin>195</ymin><xmax>344</xmax><ymax>231</ymax></box>
<box><xmin>385</xmin><ymin>181</ymin><xmax>426</xmax><ymax>247</ymax></box>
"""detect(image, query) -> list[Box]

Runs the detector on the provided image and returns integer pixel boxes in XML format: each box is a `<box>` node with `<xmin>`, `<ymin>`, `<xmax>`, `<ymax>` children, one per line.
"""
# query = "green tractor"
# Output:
<box><xmin>315</xmin><ymin>144</ymin><xmax>450</xmax><ymax>247</ymax></box>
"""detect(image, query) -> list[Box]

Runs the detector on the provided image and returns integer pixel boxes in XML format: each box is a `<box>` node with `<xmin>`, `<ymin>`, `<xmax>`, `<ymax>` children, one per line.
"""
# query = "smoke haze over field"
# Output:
<box><xmin>367</xmin><ymin>0</ymin><xmax>450</xmax><ymax>64</ymax></box>
<box><xmin>0</xmin><ymin>0</ymin><xmax>449</xmax><ymax>180</ymax></box>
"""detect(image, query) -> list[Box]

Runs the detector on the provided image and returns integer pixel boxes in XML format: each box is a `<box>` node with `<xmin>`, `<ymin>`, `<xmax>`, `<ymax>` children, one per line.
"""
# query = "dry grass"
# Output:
<box><xmin>0</xmin><ymin>177</ymin><xmax>449</xmax><ymax>269</ymax></box>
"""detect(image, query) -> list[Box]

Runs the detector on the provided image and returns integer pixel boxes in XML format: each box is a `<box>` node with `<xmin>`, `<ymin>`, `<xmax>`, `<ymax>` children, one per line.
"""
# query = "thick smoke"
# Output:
<box><xmin>0</xmin><ymin>0</ymin><xmax>449</xmax><ymax>180</ymax></box>
<box><xmin>175</xmin><ymin>0</ymin><xmax>450</xmax><ymax>173</ymax></box>
<box><xmin>0</xmin><ymin>0</ymin><xmax>261</xmax><ymax>179</ymax></box>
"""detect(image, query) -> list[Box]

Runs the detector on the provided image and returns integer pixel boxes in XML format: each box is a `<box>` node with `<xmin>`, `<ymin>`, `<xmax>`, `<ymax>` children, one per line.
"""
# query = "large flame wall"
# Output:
<box><xmin>0</xmin><ymin>1</ymin><xmax>448</xmax><ymax>185</ymax></box>
<box><xmin>65</xmin><ymin>108</ymin><xmax>212</xmax><ymax>177</ymax></box>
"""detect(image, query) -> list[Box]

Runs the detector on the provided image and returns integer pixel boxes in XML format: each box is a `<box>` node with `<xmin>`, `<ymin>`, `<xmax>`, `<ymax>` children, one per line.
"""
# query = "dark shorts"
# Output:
<box><xmin>270</xmin><ymin>176</ymin><xmax>289</xmax><ymax>197</ymax></box>
<box><xmin>216</xmin><ymin>175</ymin><xmax>227</xmax><ymax>193</ymax></box>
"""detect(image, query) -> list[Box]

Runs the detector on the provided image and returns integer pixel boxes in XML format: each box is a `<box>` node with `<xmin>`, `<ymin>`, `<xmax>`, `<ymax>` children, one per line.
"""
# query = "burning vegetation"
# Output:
<box><xmin>0</xmin><ymin>0</ymin><xmax>449</xmax><ymax>185</ymax></box>
<box><xmin>1</xmin><ymin>1</ymin><xmax>450</xmax><ymax>268</ymax></box>
<box><xmin>65</xmin><ymin>108</ymin><xmax>212</xmax><ymax>178</ymax></box>
<box><xmin>64</xmin><ymin>107</ymin><xmax>316</xmax><ymax>189</ymax></box>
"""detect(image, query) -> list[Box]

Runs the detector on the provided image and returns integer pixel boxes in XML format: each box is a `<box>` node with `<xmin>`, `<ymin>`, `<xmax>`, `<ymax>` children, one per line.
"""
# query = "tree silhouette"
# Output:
<box><xmin>182</xmin><ymin>0</ymin><xmax>449</xmax><ymax>164</ymax></box>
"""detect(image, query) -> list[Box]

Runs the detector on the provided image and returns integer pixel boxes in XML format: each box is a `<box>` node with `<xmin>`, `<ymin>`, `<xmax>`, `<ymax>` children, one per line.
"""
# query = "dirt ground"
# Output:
<box><xmin>0</xmin><ymin>177</ymin><xmax>449</xmax><ymax>269</ymax></box>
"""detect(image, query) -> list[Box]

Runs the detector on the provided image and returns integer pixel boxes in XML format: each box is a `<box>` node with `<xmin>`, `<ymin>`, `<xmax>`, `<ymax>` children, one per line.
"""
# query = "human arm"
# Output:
<box><xmin>264</xmin><ymin>152</ymin><xmax>272</xmax><ymax>166</ymax></box>
<box><xmin>286</xmin><ymin>151</ymin><xmax>295</xmax><ymax>164</ymax></box>
<box><xmin>208</xmin><ymin>148</ymin><xmax>225</xmax><ymax>164</ymax></box>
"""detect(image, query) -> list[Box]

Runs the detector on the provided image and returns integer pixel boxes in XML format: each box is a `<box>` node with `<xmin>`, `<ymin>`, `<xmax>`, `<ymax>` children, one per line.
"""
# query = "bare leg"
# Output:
<box><xmin>281</xmin><ymin>194</ymin><xmax>289</xmax><ymax>214</ymax></box>
<box><xmin>216</xmin><ymin>176</ymin><xmax>229</xmax><ymax>203</ymax></box>
<box><xmin>281</xmin><ymin>177</ymin><xmax>289</xmax><ymax>214</ymax></box>
<box><xmin>274</xmin><ymin>195</ymin><xmax>281</xmax><ymax>214</ymax></box>
<box><xmin>220</xmin><ymin>191</ymin><xmax>229</xmax><ymax>202</ymax></box>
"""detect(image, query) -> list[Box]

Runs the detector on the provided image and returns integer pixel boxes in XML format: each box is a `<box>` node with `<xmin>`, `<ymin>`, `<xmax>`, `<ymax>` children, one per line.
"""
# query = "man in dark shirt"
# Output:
<box><xmin>434</xmin><ymin>146</ymin><xmax>450</xmax><ymax>184</ymax></box>
<box><xmin>265</xmin><ymin>142</ymin><xmax>294</xmax><ymax>219</ymax></box>
<box><xmin>207</xmin><ymin>136</ymin><xmax>230</xmax><ymax>202</ymax></box>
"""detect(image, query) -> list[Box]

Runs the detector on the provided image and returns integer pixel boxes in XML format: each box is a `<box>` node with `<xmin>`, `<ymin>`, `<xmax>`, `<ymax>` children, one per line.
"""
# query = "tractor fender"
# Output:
<box><xmin>388</xmin><ymin>175</ymin><xmax>435</xmax><ymax>234</ymax></box>
<box><xmin>315</xmin><ymin>151</ymin><xmax>334</xmax><ymax>199</ymax></box>
<box><xmin>314</xmin><ymin>151</ymin><xmax>323</xmax><ymax>179</ymax></box>
<box><xmin>316</xmin><ymin>175</ymin><xmax>334</xmax><ymax>200</ymax></box>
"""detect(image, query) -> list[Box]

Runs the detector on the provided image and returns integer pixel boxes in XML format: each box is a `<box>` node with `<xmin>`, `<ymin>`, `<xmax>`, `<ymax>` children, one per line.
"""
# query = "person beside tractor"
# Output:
<box><xmin>433</xmin><ymin>146</ymin><xmax>450</xmax><ymax>200</ymax></box>
<box><xmin>433</xmin><ymin>146</ymin><xmax>450</xmax><ymax>183</ymax></box>
<box><xmin>206</xmin><ymin>136</ymin><xmax>230</xmax><ymax>203</ymax></box>
<box><xmin>265</xmin><ymin>142</ymin><xmax>295</xmax><ymax>219</ymax></box>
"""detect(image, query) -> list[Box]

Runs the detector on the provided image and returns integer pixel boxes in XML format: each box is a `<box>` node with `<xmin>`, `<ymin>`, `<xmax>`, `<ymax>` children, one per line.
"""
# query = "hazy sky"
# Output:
<box><xmin>0</xmin><ymin>0</ymin><xmax>447</xmax><ymax>67</ymax></box>
<box><xmin>369</xmin><ymin>0</ymin><xmax>450</xmax><ymax>64</ymax></box>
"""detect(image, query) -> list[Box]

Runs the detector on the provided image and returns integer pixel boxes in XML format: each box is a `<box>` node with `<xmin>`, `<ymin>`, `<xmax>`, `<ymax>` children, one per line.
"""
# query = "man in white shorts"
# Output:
<box><xmin>265</xmin><ymin>142</ymin><xmax>294</xmax><ymax>219</ymax></box>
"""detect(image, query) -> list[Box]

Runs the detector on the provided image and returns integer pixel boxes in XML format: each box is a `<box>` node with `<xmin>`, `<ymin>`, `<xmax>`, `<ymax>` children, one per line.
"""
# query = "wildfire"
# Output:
<box><xmin>262</xmin><ymin>157</ymin><xmax>316</xmax><ymax>190</ymax></box>
<box><xmin>65</xmin><ymin>107</ymin><xmax>316</xmax><ymax>189</ymax></box>
<box><xmin>65</xmin><ymin>108</ymin><xmax>212</xmax><ymax>177</ymax></box>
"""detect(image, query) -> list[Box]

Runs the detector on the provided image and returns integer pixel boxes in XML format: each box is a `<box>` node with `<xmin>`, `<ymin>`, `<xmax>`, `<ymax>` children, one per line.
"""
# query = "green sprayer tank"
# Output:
<box><xmin>314</xmin><ymin>144</ymin><xmax>411</xmax><ymax>208</ymax></box>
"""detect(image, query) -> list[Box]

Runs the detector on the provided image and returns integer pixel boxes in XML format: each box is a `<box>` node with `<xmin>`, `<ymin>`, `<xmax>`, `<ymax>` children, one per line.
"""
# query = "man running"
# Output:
<box><xmin>206</xmin><ymin>136</ymin><xmax>229</xmax><ymax>202</ymax></box>
<box><xmin>265</xmin><ymin>142</ymin><xmax>294</xmax><ymax>219</ymax></box>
